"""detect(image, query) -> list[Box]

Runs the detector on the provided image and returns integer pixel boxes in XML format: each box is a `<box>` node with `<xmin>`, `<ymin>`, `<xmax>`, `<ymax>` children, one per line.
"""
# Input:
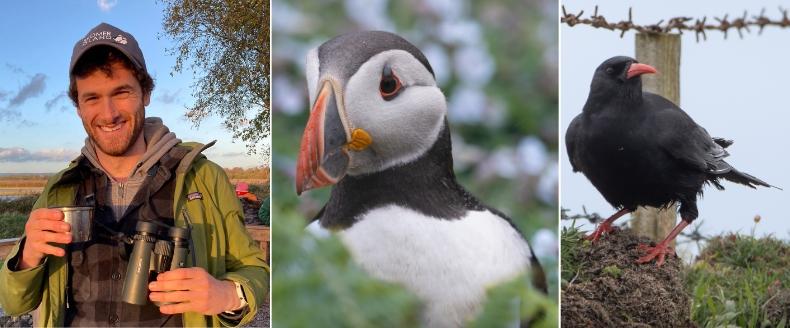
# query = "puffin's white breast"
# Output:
<box><xmin>337</xmin><ymin>205</ymin><xmax>532</xmax><ymax>328</ymax></box>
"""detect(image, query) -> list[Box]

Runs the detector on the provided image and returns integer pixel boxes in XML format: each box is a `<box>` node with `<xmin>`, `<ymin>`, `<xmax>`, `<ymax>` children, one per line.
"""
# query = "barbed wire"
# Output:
<box><xmin>561</xmin><ymin>5</ymin><xmax>790</xmax><ymax>42</ymax></box>
<box><xmin>678</xmin><ymin>222</ymin><xmax>707</xmax><ymax>245</ymax></box>
<box><xmin>561</xmin><ymin>206</ymin><xmax>603</xmax><ymax>224</ymax></box>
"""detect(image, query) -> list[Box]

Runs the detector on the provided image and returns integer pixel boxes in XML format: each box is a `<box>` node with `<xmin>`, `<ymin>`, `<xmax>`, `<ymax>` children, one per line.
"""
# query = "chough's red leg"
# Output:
<box><xmin>585</xmin><ymin>208</ymin><xmax>631</xmax><ymax>242</ymax></box>
<box><xmin>636</xmin><ymin>220</ymin><xmax>690</xmax><ymax>266</ymax></box>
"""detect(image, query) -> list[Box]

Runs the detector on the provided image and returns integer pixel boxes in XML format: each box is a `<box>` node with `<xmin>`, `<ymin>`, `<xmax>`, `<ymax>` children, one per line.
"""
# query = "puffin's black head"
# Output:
<box><xmin>589</xmin><ymin>56</ymin><xmax>657</xmax><ymax>102</ymax></box>
<box><xmin>296</xmin><ymin>31</ymin><xmax>446</xmax><ymax>194</ymax></box>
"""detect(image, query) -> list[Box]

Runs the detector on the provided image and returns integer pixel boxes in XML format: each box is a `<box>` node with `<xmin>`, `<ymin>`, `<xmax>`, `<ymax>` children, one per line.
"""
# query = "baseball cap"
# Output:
<box><xmin>70</xmin><ymin>22</ymin><xmax>147</xmax><ymax>74</ymax></box>
<box><xmin>236</xmin><ymin>182</ymin><xmax>250</xmax><ymax>196</ymax></box>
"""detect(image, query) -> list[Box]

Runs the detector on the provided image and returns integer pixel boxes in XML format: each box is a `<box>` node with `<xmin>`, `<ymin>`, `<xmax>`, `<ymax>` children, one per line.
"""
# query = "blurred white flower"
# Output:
<box><xmin>483</xmin><ymin>98</ymin><xmax>506</xmax><ymax>129</ymax></box>
<box><xmin>273</xmin><ymin>38</ymin><xmax>311</xmax><ymax>69</ymax></box>
<box><xmin>437</xmin><ymin>19</ymin><xmax>482</xmax><ymax>45</ymax></box>
<box><xmin>274</xmin><ymin>156</ymin><xmax>297</xmax><ymax>178</ymax></box>
<box><xmin>273</xmin><ymin>76</ymin><xmax>306</xmax><ymax>116</ymax></box>
<box><xmin>421</xmin><ymin>43</ymin><xmax>451</xmax><ymax>86</ymax></box>
<box><xmin>272</xmin><ymin>1</ymin><xmax>310</xmax><ymax>34</ymax></box>
<box><xmin>517</xmin><ymin>136</ymin><xmax>548</xmax><ymax>176</ymax></box>
<box><xmin>490</xmin><ymin>147</ymin><xmax>518</xmax><ymax>179</ymax></box>
<box><xmin>537</xmin><ymin>162</ymin><xmax>558</xmax><ymax>205</ymax></box>
<box><xmin>448</xmin><ymin>86</ymin><xmax>486</xmax><ymax>123</ymax></box>
<box><xmin>344</xmin><ymin>0</ymin><xmax>395</xmax><ymax>31</ymax></box>
<box><xmin>531</xmin><ymin>228</ymin><xmax>558</xmax><ymax>259</ymax></box>
<box><xmin>454</xmin><ymin>44</ymin><xmax>495</xmax><ymax>87</ymax></box>
<box><xmin>423</xmin><ymin>0</ymin><xmax>466</xmax><ymax>21</ymax></box>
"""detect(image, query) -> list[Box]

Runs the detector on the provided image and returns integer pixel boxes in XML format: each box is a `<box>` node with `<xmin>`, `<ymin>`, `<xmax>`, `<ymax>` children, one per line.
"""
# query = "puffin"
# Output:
<box><xmin>295</xmin><ymin>31</ymin><xmax>547</xmax><ymax>327</ymax></box>
<box><xmin>565</xmin><ymin>56</ymin><xmax>775</xmax><ymax>266</ymax></box>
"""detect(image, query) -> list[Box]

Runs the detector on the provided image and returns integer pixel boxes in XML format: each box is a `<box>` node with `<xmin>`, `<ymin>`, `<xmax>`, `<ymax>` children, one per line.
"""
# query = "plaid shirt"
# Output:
<box><xmin>65</xmin><ymin>147</ymin><xmax>188</xmax><ymax>327</ymax></box>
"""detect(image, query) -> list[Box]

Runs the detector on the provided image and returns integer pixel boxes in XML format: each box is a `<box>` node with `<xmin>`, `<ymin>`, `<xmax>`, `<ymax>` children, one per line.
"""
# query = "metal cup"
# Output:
<box><xmin>53</xmin><ymin>206</ymin><xmax>94</xmax><ymax>243</ymax></box>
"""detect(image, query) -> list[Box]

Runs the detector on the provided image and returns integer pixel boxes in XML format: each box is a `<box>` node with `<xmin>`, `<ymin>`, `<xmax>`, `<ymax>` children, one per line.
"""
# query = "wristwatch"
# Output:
<box><xmin>224</xmin><ymin>280</ymin><xmax>248</xmax><ymax>315</ymax></box>
<box><xmin>232</xmin><ymin>280</ymin><xmax>249</xmax><ymax>310</ymax></box>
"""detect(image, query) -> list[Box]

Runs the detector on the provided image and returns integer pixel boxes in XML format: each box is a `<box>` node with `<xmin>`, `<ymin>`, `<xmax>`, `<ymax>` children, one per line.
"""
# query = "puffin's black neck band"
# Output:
<box><xmin>317</xmin><ymin>121</ymin><xmax>485</xmax><ymax>229</ymax></box>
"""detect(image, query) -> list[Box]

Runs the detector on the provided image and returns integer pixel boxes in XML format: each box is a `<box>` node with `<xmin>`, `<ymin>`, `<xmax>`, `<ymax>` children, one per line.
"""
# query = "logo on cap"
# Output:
<box><xmin>114</xmin><ymin>34</ymin><xmax>128</xmax><ymax>45</ymax></box>
<box><xmin>81</xmin><ymin>31</ymin><xmax>113</xmax><ymax>46</ymax></box>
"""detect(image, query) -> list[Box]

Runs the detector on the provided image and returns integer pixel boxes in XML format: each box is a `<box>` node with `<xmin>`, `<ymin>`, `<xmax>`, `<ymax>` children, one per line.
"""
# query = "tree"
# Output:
<box><xmin>160</xmin><ymin>0</ymin><xmax>270</xmax><ymax>156</ymax></box>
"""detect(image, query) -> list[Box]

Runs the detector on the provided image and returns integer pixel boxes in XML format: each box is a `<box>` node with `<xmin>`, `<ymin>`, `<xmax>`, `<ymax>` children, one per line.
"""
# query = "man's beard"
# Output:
<box><xmin>83</xmin><ymin>107</ymin><xmax>145</xmax><ymax>157</ymax></box>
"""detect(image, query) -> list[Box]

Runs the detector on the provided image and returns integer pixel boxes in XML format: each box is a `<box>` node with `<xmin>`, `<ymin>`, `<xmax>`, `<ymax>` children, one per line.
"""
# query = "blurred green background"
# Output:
<box><xmin>271</xmin><ymin>0</ymin><xmax>558</xmax><ymax>326</ymax></box>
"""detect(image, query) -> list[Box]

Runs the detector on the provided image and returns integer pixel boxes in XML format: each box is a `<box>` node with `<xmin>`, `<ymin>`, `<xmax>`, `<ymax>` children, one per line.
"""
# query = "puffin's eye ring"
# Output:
<box><xmin>380</xmin><ymin>65</ymin><xmax>403</xmax><ymax>101</ymax></box>
<box><xmin>605</xmin><ymin>67</ymin><xmax>615</xmax><ymax>75</ymax></box>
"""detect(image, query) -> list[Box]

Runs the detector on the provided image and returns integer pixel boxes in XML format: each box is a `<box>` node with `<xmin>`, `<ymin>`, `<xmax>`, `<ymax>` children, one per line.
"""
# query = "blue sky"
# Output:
<box><xmin>561</xmin><ymin>0</ymin><xmax>790</xmax><ymax>252</ymax></box>
<box><xmin>0</xmin><ymin>0</ymin><xmax>262</xmax><ymax>173</ymax></box>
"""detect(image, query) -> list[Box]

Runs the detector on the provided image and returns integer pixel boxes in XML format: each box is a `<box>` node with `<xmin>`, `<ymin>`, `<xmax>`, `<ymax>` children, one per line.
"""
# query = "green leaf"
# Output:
<box><xmin>272</xmin><ymin>210</ymin><xmax>420</xmax><ymax>327</ymax></box>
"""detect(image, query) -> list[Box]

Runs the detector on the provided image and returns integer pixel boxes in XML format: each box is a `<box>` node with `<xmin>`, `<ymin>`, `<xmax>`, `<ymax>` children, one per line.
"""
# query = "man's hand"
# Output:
<box><xmin>19</xmin><ymin>208</ymin><xmax>71</xmax><ymax>269</ymax></box>
<box><xmin>148</xmin><ymin>267</ymin><xmax>241</xmax><ymax>315</ymax></box>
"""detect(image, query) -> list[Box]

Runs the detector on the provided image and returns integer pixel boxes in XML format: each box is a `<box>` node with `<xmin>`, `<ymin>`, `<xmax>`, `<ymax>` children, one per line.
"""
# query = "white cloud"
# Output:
<box><xmin>97</xmin><ymin>0</ymin><xmax>118</xmax><ymax>12</ymax></box>
<box><xmin>0</xmin><ymin>147</ymin><xmax>79</xmax><ymax>162</ymax></box>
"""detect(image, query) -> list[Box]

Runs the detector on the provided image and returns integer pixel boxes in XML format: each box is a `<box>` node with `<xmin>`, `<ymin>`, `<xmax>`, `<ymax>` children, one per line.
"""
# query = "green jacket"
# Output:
<box><xmin>0</xmin><ymin>142</ymin><xmax>269</xmax><ymax>327</ymax></box>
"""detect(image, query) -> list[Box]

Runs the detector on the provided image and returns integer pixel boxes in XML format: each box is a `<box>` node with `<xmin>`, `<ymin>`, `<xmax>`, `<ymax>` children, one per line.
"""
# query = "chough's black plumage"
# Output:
<box><xmin>566</xmin><ymin>56</ymin><xmax>773</xmax><ymax>224</ymax></box>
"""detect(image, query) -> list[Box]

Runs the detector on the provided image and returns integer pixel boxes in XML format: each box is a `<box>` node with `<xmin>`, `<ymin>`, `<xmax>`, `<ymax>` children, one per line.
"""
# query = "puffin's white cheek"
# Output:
<box><xmin>359</xmin><ymin>87</ymin><xmax>446</xmax><ymax>167</ymax></box>
<box><xmin>380</xmin><ymin>88</ymin><xmax>444</xmax><ymax>140</ymax></box>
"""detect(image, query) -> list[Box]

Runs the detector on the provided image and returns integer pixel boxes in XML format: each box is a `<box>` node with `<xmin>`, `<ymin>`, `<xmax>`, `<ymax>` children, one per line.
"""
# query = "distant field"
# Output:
<box><xmin>230</xmin><ymin>179</ymin><xmax>268</xmax><ymax>185</ymax></box>
<box><xmin>0</xmin><ymin>176</ymin><xmax>47</xmax><ymax>196</ymax></box>
<box><xmin>0</xmin><ymin>177</ymin><xmax>48</xmax><ymax>187</ymax></box>
<box><xmin>0</xmin><ymin>188</ymin><xmax>43</xmax><ymax>197</ymax></box>
<box><xmin>0</xmin><ymin>173</ymin><xmax>268</xmax><ymax>196</ymax></box>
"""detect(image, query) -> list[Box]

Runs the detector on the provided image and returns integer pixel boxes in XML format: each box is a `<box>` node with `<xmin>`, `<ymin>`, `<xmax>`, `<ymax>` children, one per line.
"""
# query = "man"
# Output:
<box><xmin>235</xmin><ymin>182</ymin><xmax>262</xmax><ymax>225</ymax></box>
<box><xmin>0</xmin><ymin>23</ymin><xmax>268</xmax><ymax>327</ymax></box>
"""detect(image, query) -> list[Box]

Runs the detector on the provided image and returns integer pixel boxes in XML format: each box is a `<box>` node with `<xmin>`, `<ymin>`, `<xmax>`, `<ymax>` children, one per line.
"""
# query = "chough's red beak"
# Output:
<box><xmin>627</xmin><ymin>63</ymin><xmax>657</xmax><ymax>79</ymax></box>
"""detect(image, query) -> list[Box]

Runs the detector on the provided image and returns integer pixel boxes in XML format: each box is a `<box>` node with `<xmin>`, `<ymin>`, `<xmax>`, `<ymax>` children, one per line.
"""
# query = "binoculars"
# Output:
<box><xmin>121</xmin><ymin>220</ymin><xmax>191</xmax><ymax>306</ymax></box>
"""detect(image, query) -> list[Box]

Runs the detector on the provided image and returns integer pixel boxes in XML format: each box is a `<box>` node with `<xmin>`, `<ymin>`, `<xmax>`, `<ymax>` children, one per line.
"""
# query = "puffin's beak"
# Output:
<box><xmin>296</xmin><ymin>81</ymin><xmax>352</xmax><ymax>195</ymax></box>
<box><xmin>626</xmin><ymin>63</ymin><xmax>658</xmax><ymax>79</ymax></box>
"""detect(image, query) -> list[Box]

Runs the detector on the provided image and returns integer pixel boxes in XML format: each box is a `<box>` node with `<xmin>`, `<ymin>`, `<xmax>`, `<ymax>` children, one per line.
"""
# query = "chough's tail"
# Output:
<box><xmin>721</xmin><ymin>167</ymin><xmax>780</xmax><ymax>190</ymax></box>
<box><xmin>709</xmin><ymin>137</ymin><xmax>780</xmax><ymax>190</ymax></box>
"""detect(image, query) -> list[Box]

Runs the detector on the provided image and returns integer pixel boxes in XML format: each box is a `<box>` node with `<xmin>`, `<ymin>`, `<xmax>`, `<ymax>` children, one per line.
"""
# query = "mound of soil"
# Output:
<box><xmin>764</xmin><ymin>289</ymin><xmax>790</xmax><ymax>324</ymax></box>
<box><xmin>561</xmin><ymin>228</ymin><xmax>694</xmax><ymax>327</ymax></box>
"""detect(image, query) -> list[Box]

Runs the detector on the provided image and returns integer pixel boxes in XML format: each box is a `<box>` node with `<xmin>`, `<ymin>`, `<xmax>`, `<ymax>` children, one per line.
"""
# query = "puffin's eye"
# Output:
<box><xmin>605</xmin><ymin>67</ymin><xmax>615</xmax><ymax>75</ymax></box>
<box><xmin>380</xmin><ymin>65</ymin><xmax>402</xmax><ymax>101</ymax></box>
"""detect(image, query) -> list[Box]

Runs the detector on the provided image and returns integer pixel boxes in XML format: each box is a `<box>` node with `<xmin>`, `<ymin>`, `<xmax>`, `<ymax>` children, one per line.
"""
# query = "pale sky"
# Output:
<box><xmin>561</xmin><ymin>0</ymin><xmax>790</xmax><ymax>246</ymax></box>
<box><xmin>0</xmin><ymin>1</ymin><xmax>263</xmax><ymax>173</ymax></box>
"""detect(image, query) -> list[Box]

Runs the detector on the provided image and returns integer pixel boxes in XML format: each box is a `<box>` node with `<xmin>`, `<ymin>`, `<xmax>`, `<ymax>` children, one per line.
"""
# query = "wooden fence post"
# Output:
<box><xmin>631</xmin><ymin>33</ymin><xmax>681</xmax><ymax>244</ymax></box>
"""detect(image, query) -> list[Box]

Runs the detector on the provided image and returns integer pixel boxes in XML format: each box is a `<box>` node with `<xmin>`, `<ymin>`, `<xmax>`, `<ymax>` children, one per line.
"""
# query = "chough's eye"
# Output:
<box><xmin>380</xmin><ymin>64</ymin><xmax>402</xmax><ymax>101</ymax></box>
<box><xmin>605</xmin><ymin>67</ymin><xmax>615</xmax><ymax>75</ymax></box>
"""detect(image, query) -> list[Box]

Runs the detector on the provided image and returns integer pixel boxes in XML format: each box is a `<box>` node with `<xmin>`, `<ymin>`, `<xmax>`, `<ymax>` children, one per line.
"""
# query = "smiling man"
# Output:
<box><xmin>0</xmin><ymin>23</ymin><xmax>268</xmax><ymax>327</ymax></box>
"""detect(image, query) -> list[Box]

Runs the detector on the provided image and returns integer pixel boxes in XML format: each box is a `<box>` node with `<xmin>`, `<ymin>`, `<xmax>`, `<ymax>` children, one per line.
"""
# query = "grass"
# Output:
<box><xmin>248</xmin><ymin>183</ymin><xmax>269</xmax><ymax>197</ymax></box>
<box><xmin>0</xmin><ymin>213</ymin><xmax>26</xmax><ymax>239</ymax></box>
<box><xmin>0</xmin><ymin>195</ymin><xmax>36</xmax><ymax>214</ymax></box>
<box><xmin>0</xmin><ymin>196</ymin><xmax>35</xmax><ymax>241</ymax></box>
<box><xmin>560</xmin><ymin>221</ymin><xmax>586</xmax><ymax>283</ymax></box>
<box><xmin>686</xmin><ymin>228</ymin><xmax>790</xmax><ymax>327</ymax></box>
